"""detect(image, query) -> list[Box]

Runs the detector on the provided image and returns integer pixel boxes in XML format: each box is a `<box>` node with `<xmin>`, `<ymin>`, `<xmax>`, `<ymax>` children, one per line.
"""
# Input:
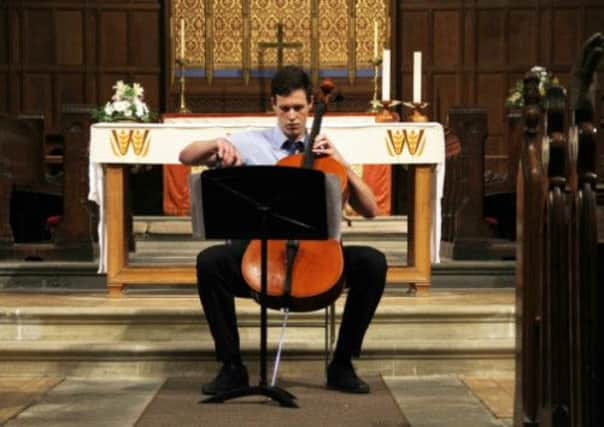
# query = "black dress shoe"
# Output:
<box><xmin>201</xmin><ymin>362</ymin><xmax>249</xmax><ymax>395</ymax></box>
<box><xmin>326</xmin><ymin>360</ymin><xmax>370</xmax><ymax>394</ymax></box>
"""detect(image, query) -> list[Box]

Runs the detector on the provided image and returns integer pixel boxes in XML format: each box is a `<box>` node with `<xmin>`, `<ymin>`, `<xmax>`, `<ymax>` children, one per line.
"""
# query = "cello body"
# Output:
<box><xmin>241</xmin><ymin>84</ymin><xmax>349</xmax><ymax>312</ymax></box>
<box><xmin>241</xmin><ymin>155</ymin><xmax>348</xmax><ymax>312</ymax></box>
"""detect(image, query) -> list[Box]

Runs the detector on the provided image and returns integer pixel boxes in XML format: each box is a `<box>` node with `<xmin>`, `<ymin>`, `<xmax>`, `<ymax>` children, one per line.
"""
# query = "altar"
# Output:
<box><xmin>89</xmin><ymin>115</ymin><xmax>445</xmax><ymax>296</ymax></box>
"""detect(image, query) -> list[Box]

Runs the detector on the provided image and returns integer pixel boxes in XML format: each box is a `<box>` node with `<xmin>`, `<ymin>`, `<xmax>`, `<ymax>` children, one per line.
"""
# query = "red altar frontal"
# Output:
<box><xmin>161</xmin><ymin>113</ymin><xmax>392</xmax><ymax>216</ymax></box>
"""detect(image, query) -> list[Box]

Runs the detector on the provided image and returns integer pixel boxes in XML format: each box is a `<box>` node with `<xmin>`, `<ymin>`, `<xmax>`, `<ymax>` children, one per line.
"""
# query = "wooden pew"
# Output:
<box><xmin>0</xmin><ymin>106</ymin><xmax>94</xmax><ymax>259</ymax></box>
<box><xmin>515</xmin><ymin>33</ymin><xmax>603</xmax><ymax>427</ymax></box>
<box><xmin>0</xmin><ymin>114</ymin><xmax>57</xmax><ymax>249</ymax></box>
<box><xmin>440</xmin><ymin>106</ymin><xmax>517</xmax><ymax>259</ymax></box>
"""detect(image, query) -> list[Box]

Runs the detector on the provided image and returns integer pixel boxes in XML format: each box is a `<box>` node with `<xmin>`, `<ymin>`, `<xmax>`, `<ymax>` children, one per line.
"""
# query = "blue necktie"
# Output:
<box><xmin>282</xmin><ymin>140</ymin><xmax>304</xmax><ymax>154</ymax></box>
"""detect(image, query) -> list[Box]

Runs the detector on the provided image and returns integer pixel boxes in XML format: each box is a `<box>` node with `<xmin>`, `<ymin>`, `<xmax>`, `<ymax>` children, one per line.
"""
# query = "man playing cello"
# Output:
<box><xmin>179</xmin><ymin>65</ymin><xmax>387</xmax><ymax>395</ymax></box>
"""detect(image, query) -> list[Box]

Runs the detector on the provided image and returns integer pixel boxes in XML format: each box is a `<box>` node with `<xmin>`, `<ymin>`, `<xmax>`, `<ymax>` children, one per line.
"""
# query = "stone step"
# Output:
<box><xmin>0</xmin><ymin>297</ymin><xmax>514</xmax><ymax>342</ymax></box>
<box><xmin>128</xmin><ymin>239</ymin><xmax>408</xmax><ymax>266</ymax></box>
<box><xmin>0</xmin><ymin>260</ymin><xmax>516</xmax><ymax>290</ymax></box>
<box><xmin>0</xmin><ymin>339</ymin><xmax>514</xmax><ymax>359</ymax></box>
<box><xmin>133</xmin><ymin>215</ymin><xmax>408</xmax><ymax>241</ymax></box>
<box><xmin>0</xmin><ymin>290</ymin><xmax>515</xmax><ymax>378</ymax></box>
<box><xmin>0</xmin><ymin>338</ymin><xmax>514</xmax><ymax>379</ymax></box>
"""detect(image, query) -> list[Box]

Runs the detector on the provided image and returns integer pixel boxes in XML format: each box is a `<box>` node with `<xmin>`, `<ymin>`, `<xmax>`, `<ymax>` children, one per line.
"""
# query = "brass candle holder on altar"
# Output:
<box><xmin>368</xmin><ymin>56</ymin><xmax>383</xmax><ymax>113</ymax></box>
<box><xmin>403</xmin><ymin>101</ymin><xmax>430</xmax><ymax>122</ymax></box>
<box><xmin>176</xmin><ymin>58</ymin><xmax>191</xmax><ymax>113</ymax></box>
<box><xmin>374</xmin><ymin>100</ymin><xmax>401</xmax><ymax>122</ymax></box>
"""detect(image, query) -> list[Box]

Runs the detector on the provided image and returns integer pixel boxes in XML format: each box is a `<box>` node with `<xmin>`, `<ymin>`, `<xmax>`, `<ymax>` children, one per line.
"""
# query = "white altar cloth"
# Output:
<box><xmin>88</xmin><ymin>117</ymin><xmax>445</xmax><ymax>273</ymax></box>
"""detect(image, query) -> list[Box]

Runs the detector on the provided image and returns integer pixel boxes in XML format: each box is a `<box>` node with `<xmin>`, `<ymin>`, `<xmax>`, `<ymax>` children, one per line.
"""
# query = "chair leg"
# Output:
<box><xmin>324</xmin><ymin>306</ymin><xmax>329</xmax><ymax>381</ymax></box>
<box><xmin>324</xmin><ymin>302</ymin><xmax>336</xmax><ymax>382</ymax></box>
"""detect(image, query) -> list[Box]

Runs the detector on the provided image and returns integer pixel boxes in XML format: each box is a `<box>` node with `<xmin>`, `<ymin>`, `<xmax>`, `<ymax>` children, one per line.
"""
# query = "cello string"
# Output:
<box><xmin>270</xmin><ymin>308</ymin><xmax>290</xmax><ymax>387</ymax></box>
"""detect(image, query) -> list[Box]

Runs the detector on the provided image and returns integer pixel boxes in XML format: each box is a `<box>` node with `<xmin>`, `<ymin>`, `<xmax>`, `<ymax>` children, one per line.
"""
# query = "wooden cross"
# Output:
<box><xmin>258</xmin><ymin>22</ymin><xmax>303</xmax><ymax>69</ymax></box>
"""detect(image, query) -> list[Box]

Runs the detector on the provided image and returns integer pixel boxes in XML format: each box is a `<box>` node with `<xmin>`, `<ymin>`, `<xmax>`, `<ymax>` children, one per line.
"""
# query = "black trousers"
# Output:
<box><xmin>196</xmin><ymin>241</ymin><xmax>387</xmax><ymax>364</ymax></box>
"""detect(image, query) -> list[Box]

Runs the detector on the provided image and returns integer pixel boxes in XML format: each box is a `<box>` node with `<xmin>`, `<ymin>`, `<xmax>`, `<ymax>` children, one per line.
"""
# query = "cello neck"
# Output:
<box><xmin>302</xmin><ymin>101</ymin><xmax>326</xmax><ymax>169</ymax></box>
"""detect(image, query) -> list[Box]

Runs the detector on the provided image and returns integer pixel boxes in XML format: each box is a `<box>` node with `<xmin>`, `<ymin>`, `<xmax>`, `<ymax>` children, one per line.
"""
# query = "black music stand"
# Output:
<box><xmin>199</xmin><ymin>166</ymin><xmax>331</xmax><ymax>408</ymax></box>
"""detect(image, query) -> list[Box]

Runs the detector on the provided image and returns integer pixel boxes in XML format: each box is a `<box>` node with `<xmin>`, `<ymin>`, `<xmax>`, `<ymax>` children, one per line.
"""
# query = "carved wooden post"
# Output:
<box><xmin>515</xmin><ymin>32</ymin><xmax>604</xmax><ymax>427</ymax></box>
<box><xmin>570</xmin><ymin>32</ymin><xmax>603</xmax><ymax>427</ymax></box>
<box><xmin>53</xmin><ymin>105</ymin><xmax>94</xmax><ymax>259</ymax></box>
<box><xmin>515</xmin><ymin>72</ymin><xmax>544</xmax><ymax>427</ymax></box>
<box><xmin>506</xmin><ymin>108</ymin><xmax>523</xmax><ymax>193</ymax></box>
<box><xmin>0</xmin><ymin>156</ymin><xmax>15</xmax><ymax>252</ymax></box>
<box><xmin>543</xmin><ymin>85</ymin><xmax>573</xmax><ymax>427</ymax></box>
<box><xmin>441</xmin><ymin>106</ymin><xmax>492</xmax><ymax>258</ymax></box>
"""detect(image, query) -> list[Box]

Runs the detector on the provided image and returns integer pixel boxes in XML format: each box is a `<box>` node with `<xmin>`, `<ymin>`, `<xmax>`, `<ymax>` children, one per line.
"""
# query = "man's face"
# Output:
<box><xmin>272</xmin><ymin>89</ymin><xmax>312</xmax><ymax>141</ymax></box>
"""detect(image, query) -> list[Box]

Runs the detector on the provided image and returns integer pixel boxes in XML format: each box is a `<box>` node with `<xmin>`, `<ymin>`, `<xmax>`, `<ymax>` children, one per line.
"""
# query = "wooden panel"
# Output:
<box><xmin>99</xmin><ymin>11</ymin><xmax>128</xmax><ymax>66</ymax></box>
<box><xmin>401</xmin><ymin>11</ymin><xmax>430</xmax><ymax>67</ymax></box>
<box><xmin>485</xmin><ymin>156</ymin><xmax>507</xmax><ymax>177</ymax></box>
<box><xmin>476</xmin><ymin>9</ymin><xmax>505</xmax><ymax>67</ymax></box>
<box><xmin>56</xmin><ymin>10</ymin><xmax>83</xmax><ymax>65</ymax></box>
<box><xmin>399</xmin><ymin>72</ymin><xmax>413</xmax><ymax>105</ymax></box>
<box><xmin>130</xmin><ymin>11</ymin><xmax>160</xmax><ymax>67</ymax></box>
<box><xmin>552</xmin><ymin>8</ymin><xmax>579</xmax><ymax>66</ymax></box>
<box><xmin>0</xmin><ymin>9</ymin><xmax>7</xmax><ymax>65</ymax></box>
<box><xmin>24</xmin><ymin>9</ymin><xmax>54</xmax><ymax>65</ymax></box>
<box><xmin>56</xmin><ymin>74</ymin><xmax>85</xmax><ymax>106</ymax></box>
<box><xmin>22</xmin><ymin>74</ymin><xmax>53</xmax><ymax>120</ymax></box>
<box><xmin>433</xmin><ymin>10</ymin><xmax>460</xmax><ymax>68</ymax></box>
<box><xmin>539</xmin><ymin>6</ymin><xmax>551</xmax><ymax>65</ymax></box>
<box><xmin>0</xmin><ymin>73</ymin><xmax>7</xmax><ymax>112</ymax></box>
<box><xmin>433</xmin><ymin>73</ymin><xmax>458</xmax><ymax>122</ymax></box>
<box><xmin>485</xmin><ymin>136</ymin><xmax>503</xmax><ymax>157</ymax></box>
<box><xmin>508</xmin><ymin>9</ymin><xmax>537</xmax><ymax>66</ymax></box>
<box><xmin>476</xmin><ymin>73</ymin><xmax>505</xmax><ymax>134</ymax></box>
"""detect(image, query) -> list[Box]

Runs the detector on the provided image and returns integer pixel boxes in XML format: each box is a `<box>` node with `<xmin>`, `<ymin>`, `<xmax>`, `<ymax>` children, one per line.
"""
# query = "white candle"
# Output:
<box><xmin>373</xmin><ymin>20</ymin><xmax>378</xmax><ymax>59</ymax></box>
<box><xmin>180</xmin><ymin>18</ymin><xmax>185</xmax><ymax>59</ymax></box>
<box><xmin>413</xmin><ymin>51</ymin><xmax>422</xmax><ymax>103</ymax></box>
<box><xmin>381</xmin><ymin>49</ymin><xmax>391</xmax><ymax>101</ymax></box>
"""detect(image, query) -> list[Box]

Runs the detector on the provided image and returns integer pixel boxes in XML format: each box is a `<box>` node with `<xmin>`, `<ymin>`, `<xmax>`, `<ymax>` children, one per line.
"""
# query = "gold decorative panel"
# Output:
<box><xmin>172</xmin><ymin>0</ymin><xmax>388</xmax><ymax>73</ymax></box>
<box><xmin>251</xmin><ymin>0</ymin><xmax>310</xmax><ymax>68</ymax></box>
<box><xmin>214</xmin><ymin>0</ymin><xmax>243</xmax><ymax>68</ymax></box>
<box><xmin>319</xmin><ymin>0</ymin><xmax>348</xmax><ymax>67</ymax></box>
<box><xmin>356</xmin><ymin>0</ymin><xmax>387</xmax><ymax>67</ymax></box>
<box><xmin>173</xmin><ymin>0</ymin><xmax>205</xmax><ymax>65</ymax></box>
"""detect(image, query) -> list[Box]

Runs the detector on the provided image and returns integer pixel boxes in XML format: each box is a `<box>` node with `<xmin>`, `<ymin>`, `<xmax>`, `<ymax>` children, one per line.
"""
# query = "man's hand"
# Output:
<box><xmin>215</xmin><ymin>138</ymin><xmax>242</xmax><ymax>166</ymax></box>
<box><xmin>312</xmin><ymin>134</ymin><xmax>347</xmax><ymax>166</ymax></box>
<box><xmin>311</xmin><ymin>134</ymin><xmax>378</xmax><ymax>218</ymax></box>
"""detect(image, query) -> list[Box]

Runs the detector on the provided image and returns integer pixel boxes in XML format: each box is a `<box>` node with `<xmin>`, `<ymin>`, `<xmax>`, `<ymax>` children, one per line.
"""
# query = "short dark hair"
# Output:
<box><xmin>271</xmin><ymin>65</ymin><xmax>312</xmax><ymax>102</ymax></box>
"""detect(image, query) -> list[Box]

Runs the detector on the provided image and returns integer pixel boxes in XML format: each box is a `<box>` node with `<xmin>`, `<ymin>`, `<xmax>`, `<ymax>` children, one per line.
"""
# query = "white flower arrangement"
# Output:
<box><xmin>92</xmin><ymin>81</ymin><xmax>156</xmax><ymax>122</ymax></box>
<box><xmin>505</xmin><ymin>66</ymin><xmax>563</xmax><ymax>109</ymax></box>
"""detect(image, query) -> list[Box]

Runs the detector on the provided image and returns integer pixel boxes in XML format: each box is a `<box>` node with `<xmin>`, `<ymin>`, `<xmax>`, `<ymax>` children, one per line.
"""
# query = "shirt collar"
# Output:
<box><xmin>270</xmin><ymin>126</ymin><xmax>306</xmax><ymax>151</ymax></box>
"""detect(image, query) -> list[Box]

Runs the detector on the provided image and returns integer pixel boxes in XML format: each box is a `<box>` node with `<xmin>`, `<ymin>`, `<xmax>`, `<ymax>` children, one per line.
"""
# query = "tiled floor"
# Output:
<box><xmin>2</xmin><ymin>375</ymin><xmax>514</xmax><ymax>426</ymax></box>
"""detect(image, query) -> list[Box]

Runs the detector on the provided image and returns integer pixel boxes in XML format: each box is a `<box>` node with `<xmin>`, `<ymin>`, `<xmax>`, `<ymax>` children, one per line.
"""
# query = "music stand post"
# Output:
<box><xmin>199</xmin><ymin>166</ymin><xmax>332</xmax><ymax>408</ymax></box>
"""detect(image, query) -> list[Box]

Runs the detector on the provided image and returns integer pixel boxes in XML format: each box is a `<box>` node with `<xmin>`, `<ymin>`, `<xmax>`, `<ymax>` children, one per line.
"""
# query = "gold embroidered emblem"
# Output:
<box><xmin>385</xmin><ymin>128</ymin><xmax>426</xmax><ymax>158</ymax></box>
<box><xmin>131</xmin><ymin>130</ymin><xmax>150</xmax><ymax>156</ymax></box>
<box><xmin>109</xmin><ymin>128</ymin><xmax>151</xmax><ymax>158</ymax></box>
<box><xmin>386</xmin><ymin>130</ymin><xmax>405</xmax><ymax>155</ymax></box>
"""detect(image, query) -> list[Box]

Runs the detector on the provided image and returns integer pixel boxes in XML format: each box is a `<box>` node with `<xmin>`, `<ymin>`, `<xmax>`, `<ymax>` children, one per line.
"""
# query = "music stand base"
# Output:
<box><xmin>201</xmin><ymin>384</ymin><xmax>298</xmax><ymax>408</ymax></box>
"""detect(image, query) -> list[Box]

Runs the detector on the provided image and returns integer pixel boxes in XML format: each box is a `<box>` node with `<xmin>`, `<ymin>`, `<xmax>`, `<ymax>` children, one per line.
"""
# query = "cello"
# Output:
<box><xmin>241</xmin><ymin>80</ymin><xmax>348</xmax><ymax>312</ymax></box>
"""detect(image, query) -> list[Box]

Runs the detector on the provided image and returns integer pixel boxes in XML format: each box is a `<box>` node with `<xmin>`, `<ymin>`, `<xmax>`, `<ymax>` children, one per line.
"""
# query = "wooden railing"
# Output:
<box><xmin>515</xmin><ymin>33</ymin><xmax>603</xmax><ymax>427</ymax></box>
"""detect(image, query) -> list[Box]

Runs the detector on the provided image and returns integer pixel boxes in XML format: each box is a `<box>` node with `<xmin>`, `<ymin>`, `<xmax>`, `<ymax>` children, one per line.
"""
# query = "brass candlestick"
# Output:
<box><xmin>177</xmin><ymin>58</ymin><xmax>191</xmax><ymax>113</ymax></box>
<box><xmin>375</xmin><ymin>100</ymin><xmax>401</xmax><ymax>122</ymax></box>
<box><xmin>403</xmin><ymin>101</ymin><xmax>429</xmax><ymax>122</ymax></box>
<box><xmin>368</xmin><ymin>56</ymin><xmax>383</xmax><ymax>113</ymax></box>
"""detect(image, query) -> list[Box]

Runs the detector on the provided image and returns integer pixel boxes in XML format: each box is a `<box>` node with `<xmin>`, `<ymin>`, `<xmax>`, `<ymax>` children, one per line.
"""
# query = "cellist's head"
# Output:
<box><xmin>271</xmin><ymin>66</ymin><xmax>313</xmax><ymax>141</ymax></box>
